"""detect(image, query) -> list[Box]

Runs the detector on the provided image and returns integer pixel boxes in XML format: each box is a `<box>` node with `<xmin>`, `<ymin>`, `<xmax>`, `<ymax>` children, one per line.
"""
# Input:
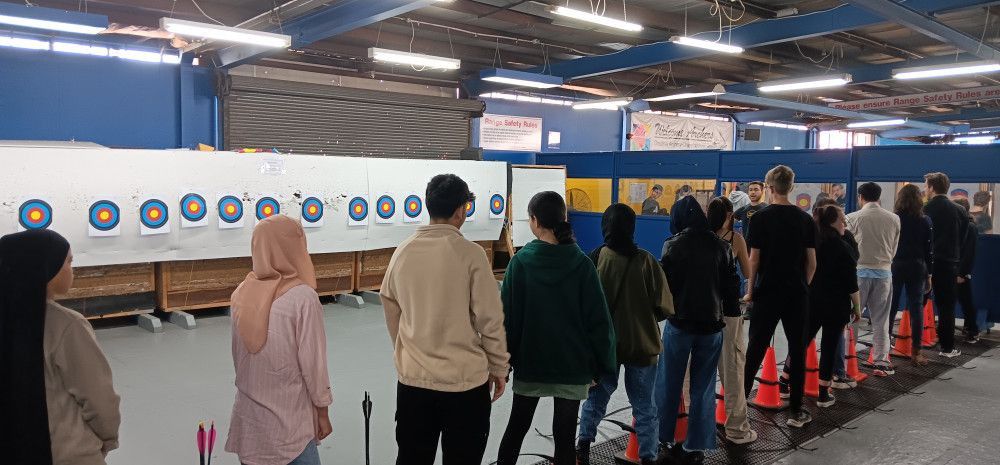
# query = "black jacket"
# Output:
<box><xmin>959</xmin><ymin>216</ymin><xmax>977</xmax><ymax>277</ymax></box>
<box><xmin>661</xmin><ymin>228</ymin><xmax>741</xmax><ymax>333</ymax></box>
<box><xmin>811</xmin><ymin>231</ymin><xmax>859</xmax><ymax>315</ymax></box>
<box><xmin>894</xmin><ymin>213</ymin><xmax>934</xmax><ymax>270</ymax></box>
<box><xmin>924</xmin><ymin>195</ymin><xmax>969</xmax><ymax>264</ymax></box>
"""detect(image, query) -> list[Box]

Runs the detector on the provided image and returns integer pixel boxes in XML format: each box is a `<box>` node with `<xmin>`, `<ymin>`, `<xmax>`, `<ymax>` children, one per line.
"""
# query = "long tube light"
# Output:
<box><xmin>550</xmin><ymin>6</ymin><xmax>643</xmax><ymax>32</ymax></box>
<box><xmin>846</xmin><ymin>119</ymin><xmax>906</xmax><ymax>128</ymax></box>
<box><xmin>669</xmin><ymin>36</ymin><xmax>743</xmax><ymax>54</ymax></box>
<box><xmin>572</xmin><ymin>97</ymin><xmax>632</xmax><ymax>110</ymax></box>
<box><xmin>0</xmin><ymin>14</ymin><xmax>105</xmax><ymax>35</ymax></box>
<box><xmin>160</xmin><ymin>18</ymin><xmax>290</xmax><ymax>48</ymax></box>
<box><xmin>480</xmin><ymin>68</ymin><xmax>563</xmax><ymax>89</ymax></box>
<box><xmin>758</xmin><ymin>74</ymin><xmax>852</xmax><ymax>92</ymax></box>
<box><xmin>645</xmin><ymin>91</ymin><xmax>722</xmax><ymax>102</ymax></box>
<box><xmin>893</xmin><ymin>60</ymin><xmax>1000</xmax><ymax>80</ymax></box>
<box><xmin>368</xmin><ymin>47</ymin><xmax>461</xmax><ymax>70</ymax></box>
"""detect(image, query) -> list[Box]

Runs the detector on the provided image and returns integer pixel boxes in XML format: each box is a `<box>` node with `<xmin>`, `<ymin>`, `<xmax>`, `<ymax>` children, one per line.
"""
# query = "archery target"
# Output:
<box><xmin>301</xmin><ymin>196</ymin><xmax>324</xmax><ymax>228</ymax></box>
<box><xmin>796</xmin><ymin>193</ymin><xmax>812</xmax><ymax>212</ymax></box>
<box><xmin>217</xmin><ymin>195</ymin><xmax>245</xmax><ymax>229</ymax></box>
<box><xmin>88</xmin><ymin>199</ymin><xmax>121</xmax><ymax>237</ymax></box>
<box><xmin>139</xmin><ymin>199</ymin><xmax>170</xmax><ymax>236</ymax></box>
<box><xmin>489</xmin><ymin>193</ymin><xmax>506</xmax><ymax>219</ymax></box>
<box><xmin>180</xmin><ymin>193</ymin><xmax>208</xmax><ymax>228</ymax></box>
<box><xmin>348</xmin><ymin>196</ymin><xmax>368</xmax><ymax>227</ymax></box>
<box><xmin>255</xmin><ymin>196</ymin><xmax>280</xmax><ymax>222</ymax></box>
<box><xmin>465</xmin><ymin>196</ymin><xmax>476</xmax><ymax>222</ymax></box>
<box><xmin>18</xmin><ymin>199</ymin><xmax>52</xmax><ymax>231</ymax></box>
<box><xmin>403</xmin><ymin>195</ymin><xmax>423</xmax><ymax>223</ymax></box>
<box><xmin>376</xmin><ymin>195</ymin><xmax>396</xmax><ymax>224</ymax></box>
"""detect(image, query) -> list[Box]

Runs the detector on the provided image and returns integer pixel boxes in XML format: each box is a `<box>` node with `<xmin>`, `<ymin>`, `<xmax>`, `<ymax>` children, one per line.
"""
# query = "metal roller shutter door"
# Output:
<box><xmin>223</xmin><ymin>75</ymin><xmax>483</xmax><ymax>158</ymax></box>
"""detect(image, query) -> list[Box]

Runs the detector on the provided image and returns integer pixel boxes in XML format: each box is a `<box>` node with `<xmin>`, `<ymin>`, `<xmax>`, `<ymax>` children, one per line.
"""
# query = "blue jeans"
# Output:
<box><xmin>655</xmin><ymin>321</ymin><xmax>722</xmax><ymax>452</ymax></box>
<box><xmin>578</xmin><ymin>364</ymin><xmax>658</xmax><ymax>460</ymax></box>
<box><xmin>288</xmin><ymin>442</ymin><xmax>320</xmax><ymax>465</ymax></box>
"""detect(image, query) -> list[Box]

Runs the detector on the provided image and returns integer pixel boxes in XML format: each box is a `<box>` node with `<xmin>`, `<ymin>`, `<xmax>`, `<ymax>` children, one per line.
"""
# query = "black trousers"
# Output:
<box><xmin>745</xmin><ymin>290</ymin><xmax>808</xmax><ymax>412</ymax></box>
<box><xmin>932</xmin><ymin>262</ymin><xmax>958</xmax><ymax>353</ymax></box>
<box><xmin>497</xmin><ymin>394</ymin><xmax>581</xmax><ymax>465</ymax></box>
<box><xmin>891</xmin><ymin>259</ymin><xmax>927</xmax><ymax>350</ymax></box>
<box><xmin>395</xmin><ymin>382</ymin><xmax>491</xmax><ymax>465</ymax></box>
<box><xmin>783</xmin><ymin>303</ymin><xmax>849</xmax><ymax>382</ymax></box>
<box><xmin>958</xmin><ymin>279</ymin><xmax>980</xmax><ymax>336</ymax></box>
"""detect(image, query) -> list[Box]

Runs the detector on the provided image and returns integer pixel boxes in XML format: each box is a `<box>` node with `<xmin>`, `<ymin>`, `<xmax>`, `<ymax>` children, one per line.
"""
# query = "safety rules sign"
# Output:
<box><xmin>479</xmin><ymin>114</ymin><xmax>543</xmax><ymax>152</ymax></box>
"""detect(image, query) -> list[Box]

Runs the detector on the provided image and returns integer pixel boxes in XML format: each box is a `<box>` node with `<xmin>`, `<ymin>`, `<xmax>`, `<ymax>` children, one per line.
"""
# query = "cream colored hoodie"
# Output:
<box><xmin>381</xmin><ymin>224</ymin><xmax>510</xmax><ymax>392</ymax></box>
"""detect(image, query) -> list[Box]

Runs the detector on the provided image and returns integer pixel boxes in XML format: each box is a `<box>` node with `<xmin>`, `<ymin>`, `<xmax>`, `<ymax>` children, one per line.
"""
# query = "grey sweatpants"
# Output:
<box><xmin>860</xmin><ymin>276</ymin><xmax>893</xmax><ymax>365</ymax></box>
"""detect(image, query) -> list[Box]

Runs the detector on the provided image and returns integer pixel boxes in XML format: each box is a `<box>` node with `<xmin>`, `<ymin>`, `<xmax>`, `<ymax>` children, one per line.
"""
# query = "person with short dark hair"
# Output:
<box><xmin>675</xmin><ymin>184</ymin><xmax>694</xmax><ymax>203</ymax></box>
<box><xmin>953</xmin><ymin>199</ymin><xmax>981</xmax><ymax>344</ymax></box>
<box><xmin>971</xmin><ymin>191</ymin><xmax>993</xmax><ymax>234</ymax></box>
<box><xmin>832</xmin><ymin>183</ymin><xmax>847</xmax><ymax>209</ymax></box>
<box><xmin>734</xmin><ymin>181</ymin><xmax>768</xmax><ymax>249</ymax></box>
<box><xmin>923</xmin><ymin>172</ymin><xmax>969</xmax><ymax>358</ymax></box>
<box><xmin>642</xmin><ymin>184</ymin><xmax>667</xmax><ymax>216</ymax></box>
<box><xmin>497</xmin><ymin>192</ymin><xmax>616</xmax><ymax>465</ymax></box>
<box><xmin>381</xmin><ymin>174</ymin><xmax>510</xmax><ymax>465</ymax></box>
<box><xmin>890</xmin><ymin>184</ymin><xmax>934</xmax><ymax>366</ymax></box>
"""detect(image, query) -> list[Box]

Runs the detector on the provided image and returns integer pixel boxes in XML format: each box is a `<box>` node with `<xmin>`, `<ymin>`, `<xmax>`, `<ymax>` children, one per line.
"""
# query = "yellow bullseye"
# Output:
<box><xmin>99</xmin><ymin>211</ymin><xmax>110</xmax><ymax>221</ymax></box>
<box><xmin>29</xmin><ymin>210</ymin><xmax>42</xmax><ymax>221</ymax></box>
<box><xmin>149</xmin><ymin>210</ymin><xmax>160</xmax><ymax>219</ymax></box>
<box><xmin>189</xmin><ymin>203</ymin><xmax>200</xmax><ymax>213</ymax></box>
<box><xmin>226</xmin><ymin>205</ymin><xmax>236</xmax><ymax>214</ymax></box>
<box><xmin>308</xmin><ymin>206</ymin><xmax>318</xmax><ymax>214</ymax></box>
<box><xmin>263</xmin><ymin>206</ymin><xmax>273</xmax><ymax>215</ymax></box>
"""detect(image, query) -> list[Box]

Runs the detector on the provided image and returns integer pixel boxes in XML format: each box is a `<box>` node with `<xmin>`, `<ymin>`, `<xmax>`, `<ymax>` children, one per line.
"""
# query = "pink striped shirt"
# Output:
<box><xmin>226</xmin><ymin>284</ymin><xmax>333</xmax><ymax>465</ymax></box>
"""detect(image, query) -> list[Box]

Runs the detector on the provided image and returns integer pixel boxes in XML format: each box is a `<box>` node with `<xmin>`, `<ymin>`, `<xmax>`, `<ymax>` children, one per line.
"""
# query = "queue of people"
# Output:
<box><xmin>1</xmin><ymin>167</ymin><xmax>987</xmax><ymax>465</ymax></box>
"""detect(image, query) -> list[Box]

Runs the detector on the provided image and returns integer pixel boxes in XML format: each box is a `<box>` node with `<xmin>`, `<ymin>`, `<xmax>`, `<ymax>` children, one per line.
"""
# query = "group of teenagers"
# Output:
<box><xmin>0</xmin><ymin>166</ymin><xmax>982</xmax><ymax>465</ymax></box>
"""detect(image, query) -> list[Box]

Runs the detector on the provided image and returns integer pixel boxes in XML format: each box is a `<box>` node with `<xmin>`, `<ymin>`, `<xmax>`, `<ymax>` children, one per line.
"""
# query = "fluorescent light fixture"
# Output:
<box><xmin>645</xmin><ymin>91</ymin><xmax>722</xmax><ymax>102</ymax></box>
<box><xmin>109</xmin><ymin>48</ymin><xmax>164</xmax><ymax>63</ymax></box>
<box><xmin>53</xmin><ymin>41</ymin><xmax>108</xmax><ymax>56</ymax></box>
<box><xmin>846</xmin><ymin>119</ymin><xmax>906</xmax><ymax>128</ymax></box>
<box><xmin>0</xmin><ymin>36</ymin><xmax>50</xmax><ymax>50</ymax></box>
<box><xmin>480</xmin><ymin>68</ymin><xmax>563</xmax><ymax>89</ymax></box>
<box><xmin>669</xmin><ymin>36</ymin><xmax>743</xmax><ymax>54</ymax></box>
<box><xmin>750</xmin><ymin>121</ymin><xmax>809</xmax><ymax>131</ymax></box>
<box><xmin>892</xmin><ymin>60</ymin><xmax>1000</xmax><ymax>80</ymax></box>
<box><xmin>161</xmin><ymin>53</ymin><xmax>182</xmax><ymax>64</ymax></box>
<box><xmin>516</xmin><ymin>95</ymin><xmax>542</xmax><ymax>103</ymax></box>
<box><xmin>550</xmin><ymin>6</ymin><xmax>642</xmax><ymax>32</ymax></box>
<box><xmin>0</xmin><ymin>14</ymin><xmax>104</xmax><ymax>35</ymax></box>
<box><xmin>572</xmin><ymin>97</ymin><xmax>632</xmax><ymax>110</ymax></box>
<box><xmin>952</xmin><ymin>136</ymin><xmax>997</xmax><ymax>144</ymax></box>
<box><xmin>160</xmin><ymin>17</ymin><xmax>291</xmax><ymax>48</ymax></box>
<box><xmin>817</xmin><ymin>96</ymin><xmax>843</xmax><ymax>103</ymax></box>
<box><xmin>368</xmin><ymin>47</ymin><xmax>460</xmax><ymax>70</ymax></box>
<box><xmin>758</xmin><ymin>74</ymin><xmax>852</xmax><ymax>92</ymax></box>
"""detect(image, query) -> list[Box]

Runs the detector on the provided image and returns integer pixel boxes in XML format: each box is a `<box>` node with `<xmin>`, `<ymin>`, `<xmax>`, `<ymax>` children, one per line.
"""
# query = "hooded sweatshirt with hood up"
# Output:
<box><xmin>501</xmin><ymin>239</ymin><xmax>617</xmax><ymax>386</ymax></box>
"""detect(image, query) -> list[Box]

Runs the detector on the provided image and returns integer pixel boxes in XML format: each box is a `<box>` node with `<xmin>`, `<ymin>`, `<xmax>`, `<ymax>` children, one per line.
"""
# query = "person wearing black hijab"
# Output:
<box><xmin>656</xmin><ymin>196</ymin><xmax>740</xmax><ymax>463</ymax></box>
<box><xmin>576</xmin><ymin>204</ymin><xmax>673</xmax><ymax>465</ymax></box>
<box><xmin>0</xmin><ymin>229</ymin><xmax>120</xmax><ymax>465</ymax></box>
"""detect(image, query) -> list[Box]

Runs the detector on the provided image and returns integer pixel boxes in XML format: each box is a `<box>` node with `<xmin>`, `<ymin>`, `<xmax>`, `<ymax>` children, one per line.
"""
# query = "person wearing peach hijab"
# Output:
<box><xmin>226</xmin><ymin>215</ymin><xmax>333</xmax><ymax>465</ymax></box>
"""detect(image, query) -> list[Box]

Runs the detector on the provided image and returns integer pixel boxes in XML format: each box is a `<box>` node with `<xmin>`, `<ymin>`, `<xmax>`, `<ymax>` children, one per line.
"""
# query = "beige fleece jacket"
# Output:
<box><xmin>380</xmin><ymin>224</ymin><xmax>510</xmax><ymax>392</ymax></box>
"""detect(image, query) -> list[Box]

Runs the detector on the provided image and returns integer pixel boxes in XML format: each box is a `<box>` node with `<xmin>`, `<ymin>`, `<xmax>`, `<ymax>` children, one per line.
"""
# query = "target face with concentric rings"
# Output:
<box><xmin>348</xmin><ymin>197</ymin><xmax>368</xmax><ymax>223</ymax></box>
<box><xmin>218</xmin><ymin>196</ymin><xmax>244</xmax><ymax>224</ymax></box>
<box><xmin>489</xmin><ymin>194</ymin><xmax>505</xmax><ymax>216</ymax></box>
<box><xmin>140</xmin><ymin>199</ymin><xmax>169</xmax><ymax>229</ymax></box>
<box><xmin>89</xmin><ymin>200</ymin><xmax>121</xmax><ymax>231</ymax></box>
<box><xmin>465</xmin><ymin>199</ymin><xmax>476</xmax><ymax>218</ymax></box>
<box><xmin>180</xmin><ymin>193</ymin><xmax>208</xmax><ymax>222</ymax></box>
<box><xmin>19</xmin><ymin>199</ymin><xmax>52</xmax><ymax>230</ymax></box>
<box><xmin>404</xmin><ymin>195</ymin><xmax>422</xmax><ymax>219</ymax></box>
<box><xmin>256</xmin><ymin>197</ymin><xmax>280</xmax><ymax>220</ymax></box>
<box><xmin>376</xmin><ymin>195</ymin><xmax>396</xmax><ymax>220</ymax></box>
<box><xmin>301</xmin><ymin>197</ymin><xmax>324</xmax><ymax>223</ymax></box>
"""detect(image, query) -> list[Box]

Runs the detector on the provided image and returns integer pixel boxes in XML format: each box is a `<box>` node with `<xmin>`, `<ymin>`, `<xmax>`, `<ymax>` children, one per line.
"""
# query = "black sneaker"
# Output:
<box><xmin>831</xmin><ymin>375</ymin><xmax>857</xmax><ymax>389</ymax></box>
<box><xmin>778</xmin><ymin>377</ymin><xmax>790</xmax><ymax>399</ymax></box>
<box><xmin>683</xmin><ymin>450</ymin><xmax>705</xmax><ymax>465</ymax></box>
<box><xmin>967</xmin><ymin>334</ymin><xmax>981</xmax><ymax>344</ymax></box>
<box><xmin>817</xmin><ymin>390</ymin><xmax>836</xmax><ymax>408</ymax></box>
<box><xmin>786</xmin><ymin>409</ymin><xmax>813</xmax><ymax>428</ymax></box>
<box><xmin>576</xmin><ymin>440</ymin><xmax>590</xmax><ymax>465</ymax></box>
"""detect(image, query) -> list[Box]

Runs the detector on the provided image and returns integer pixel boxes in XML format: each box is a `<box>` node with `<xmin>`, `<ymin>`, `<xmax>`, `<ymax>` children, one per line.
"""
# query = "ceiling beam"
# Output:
<box><xmin>732</xmin><ymin>109</ymin><xmax>800</xmax><ymax>123</ymax></box>
<box><xmin>843</xmin><ymin>0</ymin><xmax>1000</xmax><ymax>61</ymax></box>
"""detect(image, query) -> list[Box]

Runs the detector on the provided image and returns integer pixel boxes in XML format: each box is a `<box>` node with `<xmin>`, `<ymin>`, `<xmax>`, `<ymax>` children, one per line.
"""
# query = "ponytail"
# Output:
<box><xmin>553</xmin><ymin>221</ymin><xmax>576</xmax><ymax>245</ymax></box>
<box><xmin>527</xmin><ymin>191</ymin><xmax>576</xmax><ymax>245</ymax></box>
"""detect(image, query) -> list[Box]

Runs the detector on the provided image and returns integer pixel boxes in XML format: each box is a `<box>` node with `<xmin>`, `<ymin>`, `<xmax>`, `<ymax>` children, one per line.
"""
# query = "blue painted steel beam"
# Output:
<box><xmin>912</xmin><ymin>108</ymin><xmax>1000</xmax><ymax>123</ymax></box>
<box><xmin>844</xmin><ymin>0</ymin><xmax>1000</xmax><ymax>61</ymax></box>
<box><xmin>732</xmin><ymin>109</ymin><xmax>799</xmax><ymax>123</ymax></box>
<box><xmin>879</xmin><ymin>124</ymin><xmax>971</xmax><ymax>138</ymax></box>
<box><xmin>218</xmin><ymin>0</ymin><xmax>437</xmax><ymax>68</ymax></box>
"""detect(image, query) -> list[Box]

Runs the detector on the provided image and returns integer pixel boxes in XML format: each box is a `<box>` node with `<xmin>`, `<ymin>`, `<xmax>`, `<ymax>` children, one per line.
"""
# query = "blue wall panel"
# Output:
<box><xmin>617</xmin><ymin>150</ymin><xmax>720</xmax><ymax>178</ymax></box>
<box><xmin>472</xmin><ymin>98</ymin><xmax>623</xmax><ymax>152</ymax></box>
<box><xmin>719</xmin><ymin>149</ymin><xmax>852</xmax><ymax>182</ymax></box>
<box><xmin>537</xmin><ymin>152</ymin><xmax>615</xmax><ymax>178</ymax></box>
<box><xmin>569</xmin><ymin>212</ymin><xmax>605</xmax><ymax>254</ymax></box>
<box><xmin>482</xmin><ymin>150</ymin><xmax>536</xmax><ymax>164</ymax></box>
<box><xmin>0</xmin><ymin>47</ymin><xmax>215</xmax><ymax>149</ymax></box>
<box><xmin>855</xmin><ymin>145</ymin><xmax>1000</xmax><ymax>182</ymax></box>
<box><xmin>735</xmin><ymin>124</ymin><xmax>809</xmax><ymax>150</ymax></box>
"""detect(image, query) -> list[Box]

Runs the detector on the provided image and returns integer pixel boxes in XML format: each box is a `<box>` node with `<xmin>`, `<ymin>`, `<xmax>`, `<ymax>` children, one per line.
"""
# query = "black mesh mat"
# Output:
<box><xmin>530</xmin><ymin>334</ymin><xmax>996</xmax><ymax>465</ymax></box>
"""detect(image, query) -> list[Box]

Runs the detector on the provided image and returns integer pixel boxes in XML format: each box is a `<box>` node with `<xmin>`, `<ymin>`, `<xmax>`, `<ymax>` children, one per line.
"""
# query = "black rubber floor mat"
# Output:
<box><xmin>531</xmin><ymin>337</ymin><xmax>996</xmax><ymax>465</ymax></box>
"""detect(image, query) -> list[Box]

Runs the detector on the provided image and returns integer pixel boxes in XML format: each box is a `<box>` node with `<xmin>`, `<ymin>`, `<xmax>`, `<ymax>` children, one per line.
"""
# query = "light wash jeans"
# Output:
<box><xmin>288</xmin><ymin>442</ymin><xmax>320</xmax><ymax>465</ymax></box>
<box><xmin>655</xmin><ymin>321</ymin><xmax>722</xmax><ymax>452</ymax></box>
<box><xmin>579</xmin><ymin>364</ymin><xmax>658</xmax><ymax>460</ymax></box>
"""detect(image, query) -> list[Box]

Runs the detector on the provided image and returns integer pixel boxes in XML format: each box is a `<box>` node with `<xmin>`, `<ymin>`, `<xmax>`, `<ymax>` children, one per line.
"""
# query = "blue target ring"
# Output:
<box><xmin>349</xmin><ymin>197</ymin><xmax>368</xmax><ymax>221</ymax></box>
<box><xmin>218</xmin><ymin>196</ymin><xmax>244</xmax><ymax>224</ymax></box>
<box><xmin>404</xmin><ymin>195</ymin><xmax>423</xmax><ymax>218</ymax></box>
<box><xmin>89</xmin><ymin>200</ymin><xmax>121</xmax><ymax>231</ymax></box>
<box><xmin>301</xmin><ymin>197</ymin><xmax>324</xmax><ymax>223</ymax></box>
<box><xmin>376</xmin><ymin>195</ymin><xmax>396</xmax><ymax>219</ymax></box>
<box><xmin>180</xmin><ymin>193</ymin><xmax>208</xmax><ymax>222</ymax></box>
<box><xmin>465</xmin><ymin>198</ymin><xmax>476</xmax><ymax>217</ymax></box>
<box><xmin>140</xmin><ymin>199</ymin><xmax>169</xmax><ymax>229</ymax></box>
<box><xmin>19</xmin><ymin>199</ymin><xmax>52</xmax><ymax>230</ymax></box>
<box><xmin>256</xmin><ymin>197</ymin><xmax>280</xmax><ymax>220</ymax></box>
<box><xmin>490</xmin><ymin>194</ymin><xmax>505</xmax><ymax>215</ymax></box>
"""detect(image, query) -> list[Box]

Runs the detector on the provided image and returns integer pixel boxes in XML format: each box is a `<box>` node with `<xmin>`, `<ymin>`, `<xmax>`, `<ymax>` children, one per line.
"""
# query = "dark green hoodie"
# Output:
<box><xmin>501</xmin><ymin>240</ymin><xmax>617</xmax><ymax>385</ymax></box>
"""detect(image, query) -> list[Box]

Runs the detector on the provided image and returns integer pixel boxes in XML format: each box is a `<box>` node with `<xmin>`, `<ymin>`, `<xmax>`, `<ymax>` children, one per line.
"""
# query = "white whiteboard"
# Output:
<box><xmin>510</xmin><ymin>166</ymin><xmax>567</xmax><ymax>247</ymax></box>
<box><xmin>0</xmin><ymin>148</ymin><xmax>507</xmax><ymax>266</ymax></box>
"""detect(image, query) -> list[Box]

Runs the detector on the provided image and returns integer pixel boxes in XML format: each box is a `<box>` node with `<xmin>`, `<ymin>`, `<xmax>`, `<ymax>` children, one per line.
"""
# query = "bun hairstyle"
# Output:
<box><xmin>527</xmin><ymin>191</ymin><xmax>575</xmax><ymax>245</ymax></box>
<box><xmin>814</xmin><ymin>204</ymin><xmax>842</xmax><ymax>245</ymax></box>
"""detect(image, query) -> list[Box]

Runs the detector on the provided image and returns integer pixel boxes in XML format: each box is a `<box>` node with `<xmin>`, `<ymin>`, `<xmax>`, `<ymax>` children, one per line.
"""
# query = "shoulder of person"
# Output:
<box><xmin>286</xmin><ymin>283</ymin><xmax>320</xmax><ymax>299</ymax></box>
<box><xmin>47</xmin><ymin>301</ymin><xmax>89</xmax><ymax>326</ymax></box>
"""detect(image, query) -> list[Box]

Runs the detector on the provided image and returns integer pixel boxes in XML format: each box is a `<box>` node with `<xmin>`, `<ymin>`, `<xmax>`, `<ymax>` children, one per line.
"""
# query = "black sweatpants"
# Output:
<box><xmin>497</xmin><ymin>394</ymin><xmax>581</xmax><ymax>465</ymax></box>
<box><xmin>957</xmin><ymin>279</ymin><xmax>980</xmax><ymax>336</ymax></box>
<box><xmin>395</xmin><ymin>382</ymin><xmax>491</xmax><ymax>465</ymax></box>
<box><xmin>891</xmin><ymin>259</ymin><xmax>927</xmax><ymax>350</ymax></box>
<box><xmin>783</xmin><ymin>303</ymin><xmax>849</xmax><ymax>382</ymax></box>
<box><xmin>744</xmin><ymin>291</ymin><xmax>808</xmax><ymax>412</ymax></box>
<box><xmin>932</xmin><ymin>262</ymin><xmax>958</xmax><ymax>353</ymax></box>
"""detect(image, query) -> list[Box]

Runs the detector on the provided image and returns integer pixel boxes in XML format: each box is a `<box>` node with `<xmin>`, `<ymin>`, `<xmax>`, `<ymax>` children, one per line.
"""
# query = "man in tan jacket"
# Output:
<box><xmin>381</xmin><ymin>173</ymin><xmax>510</xmax><ymax>465</ymax></box>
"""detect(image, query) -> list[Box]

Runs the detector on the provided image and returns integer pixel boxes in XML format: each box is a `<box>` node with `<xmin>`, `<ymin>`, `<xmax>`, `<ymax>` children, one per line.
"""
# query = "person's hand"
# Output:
<box><xmin>957</xmin><ymin>276</ymin><xmax>966</xmax><ymax>284</ymax></box>
<box><xmin>316</xmin><ymin>407</ymin><xmax>332</xmax><ymax>441</ymax></box>
<box><xmin>926</xmin><ymin>276</ymin><xmax>933</xmax><ymax>294</ymax></box>
<box><xmin>489</xmin><ymin>374</ymin><xmax>506</xmax><ymax>402</ymax></box>
<box><xmin>742</xmin><ymin>292</ymin><xmax>753</xmax><ymax>303</ymax></box>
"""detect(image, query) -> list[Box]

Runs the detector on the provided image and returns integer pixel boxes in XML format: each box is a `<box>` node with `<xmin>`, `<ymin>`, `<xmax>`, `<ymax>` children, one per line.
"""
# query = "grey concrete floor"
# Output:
<box><xmin>95</xmin><ymin>302</ymin><xmax>998</xmax><ymax>465</ymax></box>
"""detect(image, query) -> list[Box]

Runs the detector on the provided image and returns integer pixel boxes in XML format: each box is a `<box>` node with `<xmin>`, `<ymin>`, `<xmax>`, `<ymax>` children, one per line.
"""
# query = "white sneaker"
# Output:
<box><xmin>726</xmin><ymin>429</ymin><xmax>758</xmax><ymax>445</ymax></box>
<box><xmin>938</xmin><ymin>350</ymin><xmax>962</xmax><ymax>358</ymax></box>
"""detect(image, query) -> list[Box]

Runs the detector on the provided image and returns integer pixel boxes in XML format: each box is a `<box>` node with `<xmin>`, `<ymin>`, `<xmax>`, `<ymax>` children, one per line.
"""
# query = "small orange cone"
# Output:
<box><xmin>614</xmin><ymin>419</ymin><xmax>641</xmax><ymax>464</ymax></box>
<box><xmin>845</xmin><ymin>327</ymin><xmax>868</xmax><ymax>383</ymax></box>
<box><xmin>715</xmin><ymin>386</ymin><xmax>727</xmax><ymax>426</ymax></box>
<box><xmin>922</xmin><ymin>300</ymin><xmax>938</xmax><ymax>348</ymax></box>
<box><xmin>804</xmin><ymin>339</ymin><xmax>820</xmax><ymax>397</ymax></box>
<box><xmin>892</xmin><ymin>312</ymin><xmax>913</xmax><ymax>358</ymax></box>
<box><xmin>675</xmin><ymin>394</ymin><xmax>688</xmax><ymax>443</ymax></box>
<box><xmin>751</xmin><ymin>347</ymin><xmax>785</xmax><ymax>410</ymax></box>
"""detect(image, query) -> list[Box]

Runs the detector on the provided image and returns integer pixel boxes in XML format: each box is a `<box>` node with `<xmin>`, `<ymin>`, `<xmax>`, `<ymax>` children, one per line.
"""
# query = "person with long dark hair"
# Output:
<box><xmin>889</xmin><ymin>184</ymin><xmax>934</xmax><ymax>366</ymax></box>
<box><xmin>0</xmin><ymin>229</ymin><xmax>121</xmax><ymax>465</ymax></box>
<box><xmin>497</xmin><ymin>191</ymin><xmax>616</xmax><ymax>465</ymax></box>
<box><xmin>576</xmin><ymin>204</ymin><xmax>674</xmax><ymax>465</ymax></box>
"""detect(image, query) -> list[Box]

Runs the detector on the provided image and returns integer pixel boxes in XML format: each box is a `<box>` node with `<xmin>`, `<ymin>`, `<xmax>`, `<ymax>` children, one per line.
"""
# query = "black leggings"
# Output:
<box><xmin>497</xmin><ymin>394</ymin><xmax>581</xmax><ymax>465</ymax></box>
<box><xmin>783</xmin><ymin>304</ymin><xmax>849</xmax><ymax>382</ymax></box>
<box><xmin>958</xmin><ymin>279</ymin><xmax>980</xmax><ymax>335</ymax></box>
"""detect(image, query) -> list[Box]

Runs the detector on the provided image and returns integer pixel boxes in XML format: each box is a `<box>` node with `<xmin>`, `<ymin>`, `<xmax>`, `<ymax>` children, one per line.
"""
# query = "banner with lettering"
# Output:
<box><xmin>629</xmin><ymin>112</ymin><xmax>734</xmax><ymax>151</ymax></box>
<box><xmin>478</xmin><ymin>114</ymin><xmax>543</xmax><ymax>152</ymax></box>
<box><xmin>830</xmin><ymin>86</ymin><xmax>1000</xmax><ymax>111</ymax></box>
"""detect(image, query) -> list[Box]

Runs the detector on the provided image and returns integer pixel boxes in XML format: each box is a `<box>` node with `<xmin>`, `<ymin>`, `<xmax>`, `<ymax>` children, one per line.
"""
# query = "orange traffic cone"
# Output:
<box><xmin>675</xmin><ymin>394</ymin><xmax>688</xmax><ymax>443</ymax></box>
<box><xmin>804</xmin><ymin>340</ymin><xmax>820</xmax><ymax>397</ymax></box>
<box><xmin>845</xmin><ymin>327</ymin><xmax>868</xmax><ymax>383</ymax></box>
<box><xmin>892</xmin><ymin>312</ymin><xmax>913</xmax><ymax>358</ymax></box>
<box><xmin>715</xmin><ymin>386</ymin><xmax>727</xmax><ymax>426</ymax></box>
<box><xmin>922</xmin><ymin>300</ymin><xmax>938</xmax><ymax>348</ymax></box>
<box><xmin>614</xmin><ymin>419</ymin><xmax>641</xmax><ymax>464</ymax></box>
<box><xmin>751</xmin><ymin>347</ymin><xmax>785</xmax><ymax>410</ymax></box>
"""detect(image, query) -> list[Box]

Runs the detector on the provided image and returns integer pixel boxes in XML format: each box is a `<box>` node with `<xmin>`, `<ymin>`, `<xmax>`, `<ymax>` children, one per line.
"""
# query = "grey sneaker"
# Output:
<box><xmin>831</xmin><ymin>375</ymin><xmax>857</xmax><ymax>389</ymax></box>
<box><xmin>726</xmin><ymin>429</ymin><xmax>758</xmax><ymax>445</ymax></box>
<box><xmin>939</xmin><ymin>349</ymin><xmax>962</xmax><ymax>358</ymax></box>
<box><xmin>786</xmin><ymin>409</ymin><xmax>813</xmax><ymax>428</ymax></box>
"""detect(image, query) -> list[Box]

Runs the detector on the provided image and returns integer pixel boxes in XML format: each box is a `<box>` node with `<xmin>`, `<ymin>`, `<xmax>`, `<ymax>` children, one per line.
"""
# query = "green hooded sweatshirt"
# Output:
<box><xmin>501</xmin><ymin>239</ymin><xmax>617</xmax><ymax>385</ymax></box>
